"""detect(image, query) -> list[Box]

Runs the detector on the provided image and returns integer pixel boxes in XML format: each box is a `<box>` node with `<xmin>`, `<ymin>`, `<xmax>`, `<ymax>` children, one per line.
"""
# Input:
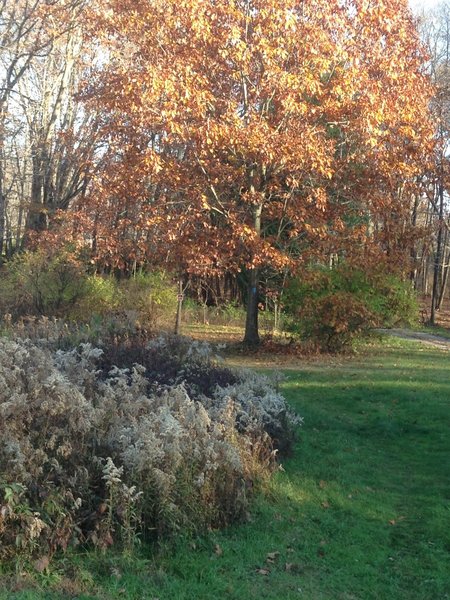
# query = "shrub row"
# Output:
<box><xmin>0</xmin><ymin>249</ymin><xmax>178</xmax><ymax>329</ymax></box>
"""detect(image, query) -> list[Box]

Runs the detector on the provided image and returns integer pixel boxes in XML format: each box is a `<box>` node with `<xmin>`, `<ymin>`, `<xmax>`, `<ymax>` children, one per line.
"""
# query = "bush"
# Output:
<box><xmin>0</xmin><ymin>335</ymin><xmax>299</xmax><ymax>562</ymax></box>
<box><xmin>0</xmin><ymin>250</ymin><xmax>86</xmax><ymax>318</ymax></box>
<box><xmin>0</xmin><ymin>250</ymin><xmax>178</xmax><ymax>332</ymax></box>
<box><xmin>68</xmin><ymin>275</ymin><xmax>120</xmax><ymax>320</ymax></box>
<box><xmin>299</xmin><ymin>291</ymin><xmax>375</xmax><ymax>352</ymax></box>
<box><xmin>283</xmin><ymin>264</ymin><xmax>417</xmax><ymax>351</ymax></box>
<box><xmin>117</xmin><ymin>272</ymin><xmax>178</xmax><ymax>330</ymax></box>
<box><xmin>361</xmin><ymin>273</ymin><xmax>418</xmax><ymax>327</ymax></box>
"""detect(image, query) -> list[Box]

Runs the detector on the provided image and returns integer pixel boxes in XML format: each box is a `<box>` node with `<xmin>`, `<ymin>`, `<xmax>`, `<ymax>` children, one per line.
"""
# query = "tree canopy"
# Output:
<box><xmin>74</xmin><ymin>0</ymin><xmax>433</xmax><ymax>342</ymax></box>
<box><xmin>0</xmin><ymin>0</ymin><xmax>436</xmax><ymax>343</ymax></box>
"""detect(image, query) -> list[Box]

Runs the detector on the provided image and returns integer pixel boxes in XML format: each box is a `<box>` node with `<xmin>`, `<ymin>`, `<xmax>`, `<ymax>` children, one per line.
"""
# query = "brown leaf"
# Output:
<box><xmin>33</xmin><ymin>556</ymin><xmax>50</xmax><ymax>573</ymax></box>
<box><xmin>214</xmin><ymin>543</ymin><xmax>223</xmax><ymax>556</ymax></box>
<box><xmin>97</xmin><ymin>502</ymin><xmax>108</xmax><ymax>515</ymax></box>
<box><xmin>319</xmin><ymin>480</ymin><xmax>327</xmax><ymax>489</ymax></box>
<box><xmin>256</xmin><ymin>568</ymin><xmax>270</xmax><ymax>576</ymax></box>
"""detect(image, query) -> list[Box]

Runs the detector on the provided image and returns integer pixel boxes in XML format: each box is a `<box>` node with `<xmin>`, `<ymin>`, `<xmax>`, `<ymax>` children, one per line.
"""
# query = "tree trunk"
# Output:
<box><xmin>174</xmin><ymin>278</ymin><xmax>183</xmax><ymax>335</ymax></box>
<box><xmin>243</xmin><ymin>201</ymin><xmax>262</xmax><ymax>346</ymax></box>
<box><xmin>430</xmin><ymin>176</ymin><xmax>444</xmax><ymax>325</ymax></box>
<box><xmin>0</xmin><ymin>100</ymin><xmax>6</xmax><ymax>260</ymax></box>
<box><xmin>273</xmin><ymin>299</ymin><xmax>280</xmax><ymax>333</ymax></box>
<box><xmin>243</xmin><ymin>267</ymin><xmax>260</xmax><ymax>346</ymax></box>
<box><xmin>410</xmin><ymin>193</ymin><xmax>419</xmax><ymax>287</ymax></box>
<box><xmin>437</xmin><ymin>235</ymin><xmax>450</xmax><ymax>310</ymax></box>
<box><xmin>437</xmin><ymin>260</ymin><xmax>449</xmax><ymax>310</ymax></box>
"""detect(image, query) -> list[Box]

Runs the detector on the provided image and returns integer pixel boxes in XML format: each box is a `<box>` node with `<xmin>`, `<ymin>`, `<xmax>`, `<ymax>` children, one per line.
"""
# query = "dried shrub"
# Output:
<box><xmin>99</xmin><ymin>335</ymin><xmax>239</xmax><ymax>397</ymax></box>
<box><xmin>0</xmin><ymin>335</ymin><xmax>299</xmax><ymax>562</ymax></box>
<box><xmin>212</xmin><ymin>369</ymin><xmax>301</xmax><ymax>456</ymax></box>
<box><xmin>299</xmin><ymin>291</ymin><xmax>376</xmax><ymax>352</ymax></box>
<box><xmin>98</xmin><ymin>335</ymin><xmax>298</xmax><ymax>452</ymax></box>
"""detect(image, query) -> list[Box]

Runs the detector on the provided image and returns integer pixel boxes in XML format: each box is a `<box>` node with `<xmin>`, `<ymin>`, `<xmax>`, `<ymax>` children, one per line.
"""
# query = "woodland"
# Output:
<box><xmin>0</xmin><ymin>1</ymin><xmax>449</xmax><ymax>598</ymax></box>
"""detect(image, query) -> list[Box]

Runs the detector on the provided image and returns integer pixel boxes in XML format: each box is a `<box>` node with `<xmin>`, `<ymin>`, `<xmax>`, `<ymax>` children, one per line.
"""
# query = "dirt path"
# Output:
<box><xmin>376</xmin><ymin>328</ymin><xmax>450</xmax><ymax>350</ymax></box>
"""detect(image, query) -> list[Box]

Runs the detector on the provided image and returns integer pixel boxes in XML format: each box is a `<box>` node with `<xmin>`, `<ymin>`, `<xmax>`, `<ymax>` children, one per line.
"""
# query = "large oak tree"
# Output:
<box><xmin>82</xmin><ymin>0</ymin><xmax>434</xmax><ymax>344</ymax></box>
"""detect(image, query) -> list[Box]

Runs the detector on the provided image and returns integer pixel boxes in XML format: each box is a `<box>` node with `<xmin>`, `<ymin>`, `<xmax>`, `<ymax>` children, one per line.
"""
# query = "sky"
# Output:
<box><xmin>409</xmin><ymin>0</ymin><xmax>442</xmax><ymax>12</ymax></box>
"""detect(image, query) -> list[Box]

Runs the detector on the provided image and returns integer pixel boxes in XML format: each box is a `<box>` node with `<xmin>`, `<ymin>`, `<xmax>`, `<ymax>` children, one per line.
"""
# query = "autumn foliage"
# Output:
<box><xmin>66</xmin><ymin>0</ymin><xmax>433</xmax><ymax>342</ymax></box>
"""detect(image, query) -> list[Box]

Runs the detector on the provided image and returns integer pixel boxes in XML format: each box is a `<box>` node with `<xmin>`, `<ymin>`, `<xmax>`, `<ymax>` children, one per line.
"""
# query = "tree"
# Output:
<box><xmin>22</xmin><ymin>26</ymin><xmax>97</xmax><ymax>236</ymax></box>
<box><xmin>81</xmin><ymin>0</ymin><xmax>434</xmax><ymax>344</ymax></box>
<box><xmin>0</xmin><ymin>0</ymin><xmax>95</xmax><ymax>256</ymax></box>
<box><xmin>417</xmin><ymin>2</ymin><xmax>450</xmax><ymax>324</ymax></box>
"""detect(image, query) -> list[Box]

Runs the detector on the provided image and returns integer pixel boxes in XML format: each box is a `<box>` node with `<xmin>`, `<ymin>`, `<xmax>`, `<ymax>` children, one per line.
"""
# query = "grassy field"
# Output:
<box><xmin>1</xmin><ymin>337</ymin><xmax>449</xmax><ymax>599</ymax></box>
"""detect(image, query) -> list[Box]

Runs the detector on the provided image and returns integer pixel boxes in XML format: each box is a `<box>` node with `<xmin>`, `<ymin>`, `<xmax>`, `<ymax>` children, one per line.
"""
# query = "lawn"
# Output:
<box><xmin>1</xmin><ymin>337</ymin><xmax>449</xmax><ymax>599</ymax></box>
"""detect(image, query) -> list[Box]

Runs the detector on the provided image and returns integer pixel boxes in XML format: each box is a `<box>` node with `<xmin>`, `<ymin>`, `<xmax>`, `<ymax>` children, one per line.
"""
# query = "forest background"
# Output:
<box><xmin>0</xmin><ymin>0</ymin><xmax>450</xmax><ymax>347</ymax></box>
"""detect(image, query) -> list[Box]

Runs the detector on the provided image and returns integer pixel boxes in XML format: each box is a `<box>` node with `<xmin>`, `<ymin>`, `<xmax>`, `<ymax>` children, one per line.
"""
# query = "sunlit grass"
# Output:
<box><xmin>1</xmin><ymin>337</ymin><xmax>449</xmax><ymax>599</ymax></box>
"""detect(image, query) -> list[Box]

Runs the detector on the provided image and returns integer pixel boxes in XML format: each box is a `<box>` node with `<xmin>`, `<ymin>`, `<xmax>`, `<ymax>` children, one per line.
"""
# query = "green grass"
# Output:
<box><xmin>1</xmin><ymin>337</ymin><xmax>449</xmax><ymax>599</ymax></box>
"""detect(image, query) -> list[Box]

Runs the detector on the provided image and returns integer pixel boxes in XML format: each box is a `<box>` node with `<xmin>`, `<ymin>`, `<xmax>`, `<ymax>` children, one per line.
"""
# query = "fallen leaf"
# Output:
<box><xmin>33</xmin><ymin>556</ymin><xmax>50</xmax><ymax>573</ymax></box>
<box><xmin>319</xmin><ymin>480</ymin><xmax>327</xmax><ymax>489</ymax></box>
<box><xmin>110</xmin><ymin>567</ymin><xmax>122</xmax><ymax>579</ymax></box>
<box><xmin>256</xmin><ymin>568</ymin><xmax>270</xmax><ymax>575</ymax></box>
<box><xmin>214</xmin><ymin>544</ymin><xmax>223</xmax><ymax>556</ymax></box>
<box><xmin>266</xmin><ymin>551</ymin><xmax>280</xmax><ymax>562</ymax></box>
<box><xmin>321</xmin><ymin>501</ymin><xmax>330</xmax><ymax>509</ymax></box>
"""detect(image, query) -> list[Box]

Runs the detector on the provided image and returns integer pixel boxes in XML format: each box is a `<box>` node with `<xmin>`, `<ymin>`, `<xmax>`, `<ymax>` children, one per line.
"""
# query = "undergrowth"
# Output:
<box><xmin>0</xmin><ymin>332</ymin><xmax>298</xmax><ymax>567</ymax></box>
